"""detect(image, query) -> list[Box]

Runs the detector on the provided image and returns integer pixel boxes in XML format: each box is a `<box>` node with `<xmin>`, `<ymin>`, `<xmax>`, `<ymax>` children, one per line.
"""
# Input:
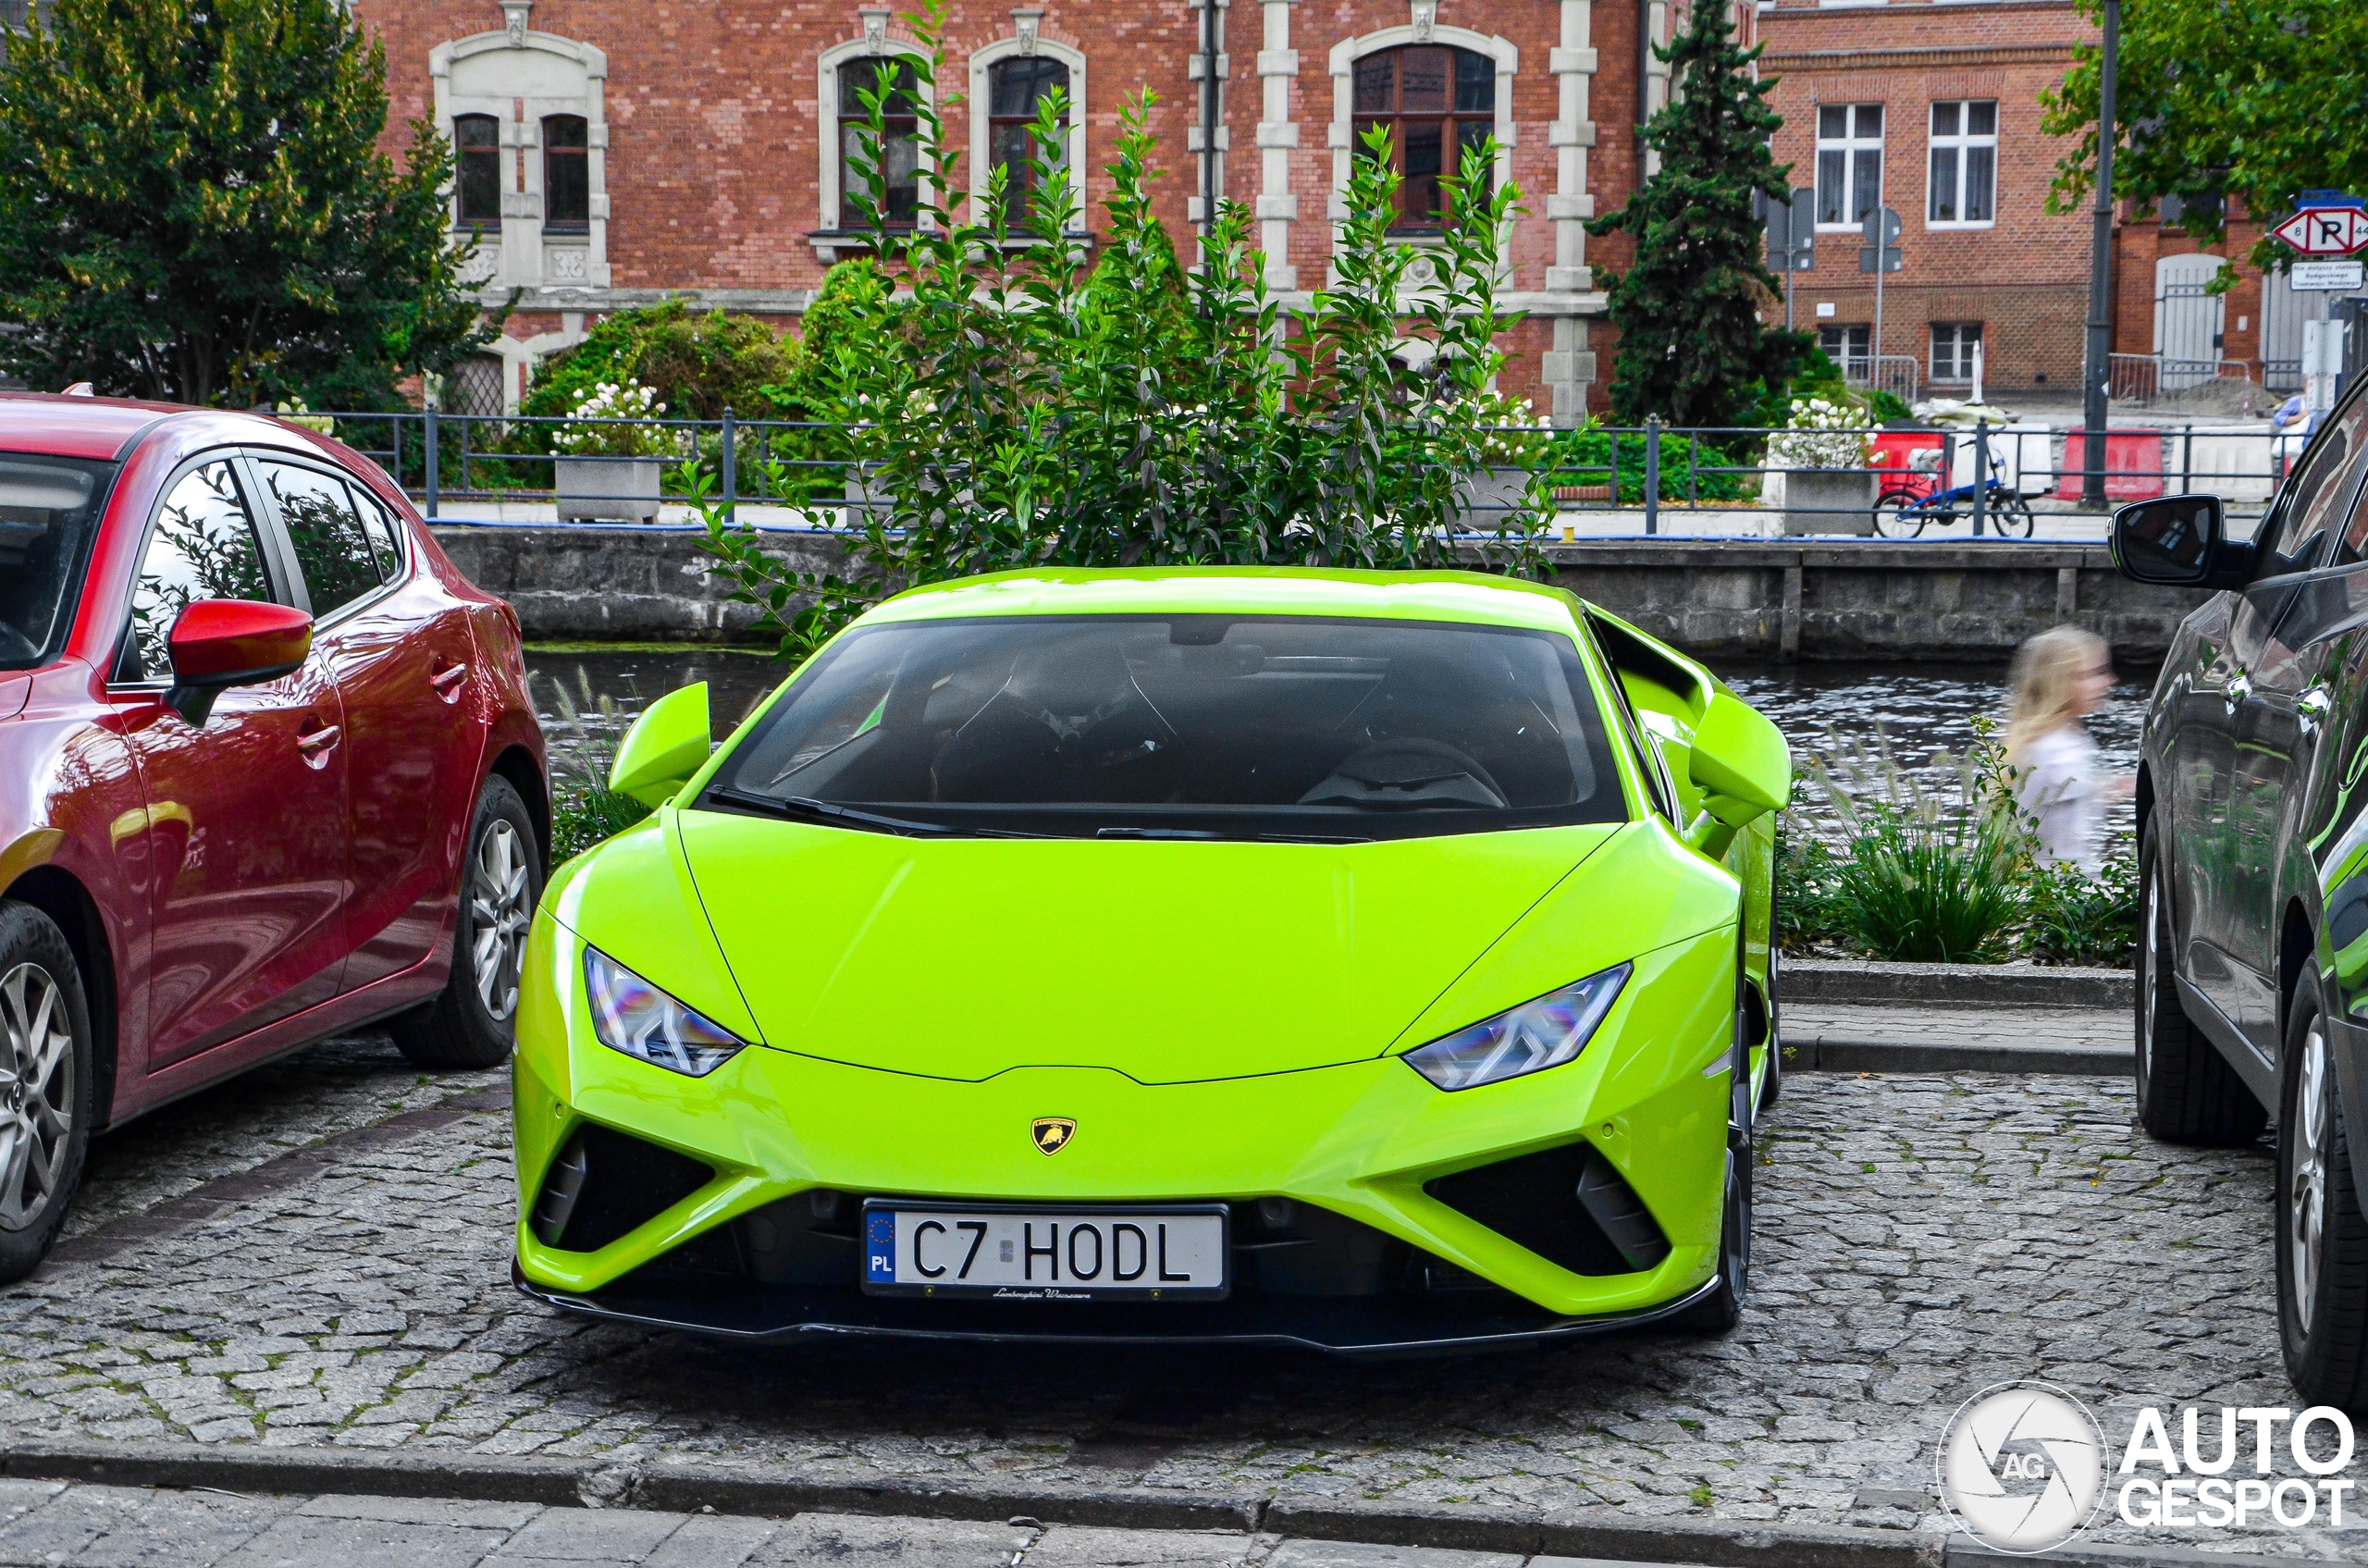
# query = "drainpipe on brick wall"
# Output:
<box><xmin>2080</xmin><ymin>0</ymin><xmax>2121</xmax><ymax>508</ymax></box>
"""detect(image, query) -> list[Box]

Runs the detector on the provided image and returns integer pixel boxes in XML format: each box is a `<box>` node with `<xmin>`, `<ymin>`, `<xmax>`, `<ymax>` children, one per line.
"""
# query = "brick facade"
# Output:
<box><xmin>349</xmin><ymin>0</ymin><xmax>1684</xmax><ymax>418</ymax></box>
<box><xmin>1757</xmin><ymin>0</ymin><xmax>2097</xmax><ymax>400</ymax></box>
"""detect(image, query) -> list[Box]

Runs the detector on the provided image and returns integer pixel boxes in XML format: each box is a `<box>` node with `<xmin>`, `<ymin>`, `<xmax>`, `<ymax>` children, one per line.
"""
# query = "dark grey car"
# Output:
<box><xmin>2115</xmin><ymin>373</ymin><xmax>2368</xmax><ymax>1409</ymax></box>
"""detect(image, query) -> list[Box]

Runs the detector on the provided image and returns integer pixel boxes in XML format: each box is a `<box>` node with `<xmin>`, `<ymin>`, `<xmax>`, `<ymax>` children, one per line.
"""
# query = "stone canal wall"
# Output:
<box><xmin>431</xmin><ymin>524</ymin><xmax>2211</xmax><ymax>661</ymax></box>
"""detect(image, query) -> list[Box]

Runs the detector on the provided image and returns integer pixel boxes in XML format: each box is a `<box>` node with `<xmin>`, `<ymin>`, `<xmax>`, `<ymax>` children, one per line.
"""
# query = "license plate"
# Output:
<box><xmin>860</xmin><ymin>1203</ymin><xmax>1228</xmax><ymax>1301</ymax></box>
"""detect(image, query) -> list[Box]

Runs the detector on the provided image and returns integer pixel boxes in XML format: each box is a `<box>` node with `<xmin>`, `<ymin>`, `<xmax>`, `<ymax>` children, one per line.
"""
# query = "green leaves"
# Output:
<box><xmin>2041</xmin><ymin>0</ymin><xmax>2368</xmax><ymax>278</ymax></box>
<box><xmin>0</xmin><ymin>0</ymin><xmax>491</xmax><ymax>405</ymax></box>
<box><xmin>689</xmin><ymin>0</ymin><xmax>1566</xmax><ymax>664</ymax></box>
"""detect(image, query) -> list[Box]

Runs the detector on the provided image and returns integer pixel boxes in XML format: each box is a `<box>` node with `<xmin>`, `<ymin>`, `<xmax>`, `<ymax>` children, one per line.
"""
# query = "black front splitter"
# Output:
<box><xmin>511</xmin><ymin>1259</ymin><xmax>1721</xmax><ymax>1359</ymax></box>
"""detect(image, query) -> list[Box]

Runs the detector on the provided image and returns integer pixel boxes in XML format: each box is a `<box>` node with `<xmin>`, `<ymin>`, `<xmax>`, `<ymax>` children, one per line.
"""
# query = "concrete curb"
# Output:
<box><xmin>1790</xmin><ymin>1038</ymin><xmax>2133</xmax><ymax>1077</ymax></box>
<box><xmin>1787</xmin><ymin>960</ymin><xmax>2130</xmax><ymax>1011</ymax></box>
<box><xmin>0</xmin><ymin>1440</ymin><xmax>1955</xmax><ymax>1567</ymax></box>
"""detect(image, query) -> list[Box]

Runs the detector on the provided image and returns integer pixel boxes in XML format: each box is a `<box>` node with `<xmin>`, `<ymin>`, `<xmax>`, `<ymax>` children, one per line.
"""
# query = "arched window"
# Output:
<box><xmin>543</xmin><ymin>114</ymin><xmax>588</xmax><ymax>232</ymax></box>
<box><xmin>837</xmin><ymin>57</ymin><xmax>922</xmax><ymax>228</ymax></box>
<box><xmin>452</xmin><ymin>113</ymin><xmax>502</xmax><ymax>229</ymax></box>
<box><xmin>1351</xmin><ymin>44</ymin><xmax>1495</xmax><ymax>231</ymax></box>
<box><xmin>987</xmin><ymin>56</ymin><xmax>1069</xmax><ymax>227</ymax></box>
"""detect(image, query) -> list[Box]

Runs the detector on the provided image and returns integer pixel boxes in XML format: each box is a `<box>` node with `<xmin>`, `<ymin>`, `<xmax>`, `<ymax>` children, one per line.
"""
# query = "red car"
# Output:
<box><xmin>0</xmin><ymin>394</ymin><xmax>547</xmax><ymax>1279</ymax></box>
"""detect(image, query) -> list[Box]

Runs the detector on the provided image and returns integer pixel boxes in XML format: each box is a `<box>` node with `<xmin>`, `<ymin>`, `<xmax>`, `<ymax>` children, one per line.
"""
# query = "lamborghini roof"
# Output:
<box><xmin>862</xmin><ymin>567</ymin><xmax>1587</xmax><ymax>635</ymax></box>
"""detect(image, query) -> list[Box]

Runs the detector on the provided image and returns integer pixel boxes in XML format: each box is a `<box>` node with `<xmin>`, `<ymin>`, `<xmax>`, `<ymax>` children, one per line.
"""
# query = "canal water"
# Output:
<box><xmin>524</xmin><ymin>647</ymin><xmax>2149</xmax><ymax>845</ymax></box>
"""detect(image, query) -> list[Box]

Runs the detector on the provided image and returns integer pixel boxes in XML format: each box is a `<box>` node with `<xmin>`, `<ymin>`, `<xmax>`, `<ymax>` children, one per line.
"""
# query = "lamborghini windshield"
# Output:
<box><xmin>703</xmin><ymin>614</ymin><xmax>1626</xmax><ymax>840</ymax></box>
<box><xmin>0</xmin><ymin>454</ymin><xmax>116</xmax><ymax>672</ymax></box>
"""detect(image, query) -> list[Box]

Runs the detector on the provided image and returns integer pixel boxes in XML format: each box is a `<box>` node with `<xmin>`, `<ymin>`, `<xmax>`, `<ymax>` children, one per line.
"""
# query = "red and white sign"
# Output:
<box><xmin>2273</xmin><ymin>207</ymin><xmax>2368</xmax><ymax>256</ymax></box>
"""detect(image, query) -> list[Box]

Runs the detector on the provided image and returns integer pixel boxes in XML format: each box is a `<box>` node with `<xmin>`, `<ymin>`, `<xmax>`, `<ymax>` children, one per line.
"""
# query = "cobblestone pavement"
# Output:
<box><xmin>0</xmin><ymin>1480</ymin><xmax>1713</xmax><ymax>1568</ymax></box>
<box><xmin>0</xmin><ymin>1033</ymin><xmax>2346</xmax><ymax>1560</ymax></box>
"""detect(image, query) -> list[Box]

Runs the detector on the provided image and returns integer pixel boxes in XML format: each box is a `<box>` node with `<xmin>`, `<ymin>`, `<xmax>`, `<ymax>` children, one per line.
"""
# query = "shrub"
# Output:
<box><xmin>521</xmin><ymin>300</ymin><xmax>804</xmax><ymax>433</ymax></box>
<box><xmin>689</xmin><ymin>0</ymin><xmax>1576</xmax><ymax>661</ymax></box>
<box><xmin>542</xmin><ymin>669</ymin><xmax>654</xmax><ymax>862</ymax></box>
<box><xmin>2021</xmin><ymin>852</ymin><xmax>2140</xmax><ymax>967</ymax></box>
<box><xmin>1548</xmin><ymin>427</ymin><xmax>1753</xmax><ymax>501</ymax></box>
<box><xmin>550</xmin><ymin>380</ymin><xmax>678</xmax><ymax>459</ymax></box>
<box><xmin>1767</xmin><ymin>397</ymin><xmax>1872</xmax><ymax>472</ymax></box>
<box><xmin>1801</xmin><ymin>727</ymin><xmax>2031</xmax><ymax>964</ymax></box>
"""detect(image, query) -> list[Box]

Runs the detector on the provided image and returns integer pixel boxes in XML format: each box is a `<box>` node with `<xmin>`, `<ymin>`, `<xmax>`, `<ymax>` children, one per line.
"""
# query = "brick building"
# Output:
<box><xmin>346</xmin><ymin>0</ymin><xmax>1701</xmax><ymax>422</ymax></box>
<box><xmin>1756</xmin><ymin>0</ymin><xmax>2100</xmax><ymax>401</ymax></box>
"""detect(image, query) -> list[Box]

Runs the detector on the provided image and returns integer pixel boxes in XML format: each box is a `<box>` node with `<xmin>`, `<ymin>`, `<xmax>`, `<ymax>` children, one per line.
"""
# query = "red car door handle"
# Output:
<box><xmin>430</xmin><ymin>664</ymin><xmax>471</xmax><ymax>698</ymax></box>
<box><xmin>296</xmin><ymin>724</ymin><xmax>341</xmax><ymax>755</ymax></box>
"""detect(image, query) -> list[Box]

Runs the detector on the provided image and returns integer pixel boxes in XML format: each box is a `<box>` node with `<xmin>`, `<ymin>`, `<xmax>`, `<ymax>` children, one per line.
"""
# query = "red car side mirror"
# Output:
<box><xmin>165</xmin><ymin>599</ymin><xmax>313</xmax><ymax>725</ymax></box>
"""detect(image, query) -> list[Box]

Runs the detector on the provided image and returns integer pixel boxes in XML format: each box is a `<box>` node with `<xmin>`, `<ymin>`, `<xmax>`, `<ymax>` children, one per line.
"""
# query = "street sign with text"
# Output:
<box><xmin>2273</xmin><ymin>207</ymin><xmax>2368</xmax><ymax>256</ymax></box>
<box><xmin>2293</xmin><ymin>259</ymin><xmax>2368</xmax><ymax>291</ymax></box>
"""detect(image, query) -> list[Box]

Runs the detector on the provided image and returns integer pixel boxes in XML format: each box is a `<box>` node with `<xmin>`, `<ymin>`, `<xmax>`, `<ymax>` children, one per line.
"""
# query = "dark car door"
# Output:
<box><xmin>2219</xmin><ymin>402</ymin><xmax>2368</xmax><ymax>1051</ymax></box>
<box><xmin>250</xmin><ymin>457</ymin><xmax>486</xmax><ymax>992</ymax></box>
<box><xmin>109</xmin><ymin>456</ymin><xmax>352</xmax><ymax>1069</ymax></box>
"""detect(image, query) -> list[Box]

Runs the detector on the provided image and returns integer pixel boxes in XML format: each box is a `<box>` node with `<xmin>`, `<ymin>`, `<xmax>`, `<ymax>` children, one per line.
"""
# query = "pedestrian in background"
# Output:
<box><xmin>2004</xmin><ymin>625</ymin><xmax>2133</xmax><ymax>871</ymax></box>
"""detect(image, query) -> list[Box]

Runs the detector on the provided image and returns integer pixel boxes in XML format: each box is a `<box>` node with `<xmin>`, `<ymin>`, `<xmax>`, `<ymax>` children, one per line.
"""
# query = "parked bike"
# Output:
<box><xmin>1874</xmin><ymin>443</ymin><xmax>2037</xmax><ymax>537</ymax></box>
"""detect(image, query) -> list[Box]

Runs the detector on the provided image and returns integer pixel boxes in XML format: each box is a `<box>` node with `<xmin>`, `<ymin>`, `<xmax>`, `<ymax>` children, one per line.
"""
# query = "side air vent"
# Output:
<box><xmin>532</xmin><ymin>1123</ymin><xmax>714</xmax><ymax>1253</ymax></box>
<box><xmin>1425</xmin><ymin>1142</ymin><xmax>1671</xmax><ymax>1277</ymax></box>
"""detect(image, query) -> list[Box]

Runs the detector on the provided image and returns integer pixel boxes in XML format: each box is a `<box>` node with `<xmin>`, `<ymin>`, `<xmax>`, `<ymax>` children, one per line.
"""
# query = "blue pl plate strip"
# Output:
<box><xmin>866</xmin><ymin>1209</ymin><xmax>896</xmax><ymax>1284</ymax></box>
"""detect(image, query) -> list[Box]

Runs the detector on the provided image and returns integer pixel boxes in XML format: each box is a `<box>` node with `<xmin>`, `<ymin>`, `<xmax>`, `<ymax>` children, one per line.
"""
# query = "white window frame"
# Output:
<box><xmin>1814</xmin><ymin>102</ymin><xmax>1883</xmax><ymax>232</ymax></box>
<box><xmin>1326</xmin><ymin>23</ymin><xmax>1518</xmax><ymax>259</ymax></box>
<box><xmin>428</xmin><ymin>27</ymin><xmax>610</xmax><ymax>291</ymax></box>
<box><xmin>817</xmin><ymin>17</ymin><xmax>936</xmax><ymax>260</ymax></box>
<box><xmin>1926</xmin><ymin>99</ymin><xmax>1997</xmax><ymax>229</ymax></box>
<box><xmin>968</xmin><ymin>31</ymin><xmax>1088</xmax><ymax>232</ymax></box>
<box><xmin>1819</xmin><ymin>325</ymin><xmax>1871</xmax><ymax>380</ymax></box>
<box><xmin>1930</xmin><ymin>322</ymin><xmax>1982</xmax><ymax>383</ymax></box>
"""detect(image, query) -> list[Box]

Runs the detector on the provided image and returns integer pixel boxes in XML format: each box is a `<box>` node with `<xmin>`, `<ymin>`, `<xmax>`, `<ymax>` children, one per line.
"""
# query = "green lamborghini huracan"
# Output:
<box><xmin>510</xmin><ymin>569</ymin><xmax>1791</xmax><ymax>1353</ymax></box>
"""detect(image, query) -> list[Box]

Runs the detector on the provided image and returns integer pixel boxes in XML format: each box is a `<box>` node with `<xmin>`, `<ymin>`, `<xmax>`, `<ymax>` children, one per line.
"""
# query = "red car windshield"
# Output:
<box><xmin>0</xmin><ymin>454</ymin><xmax>117</xmax><ymax>671</ymax></box>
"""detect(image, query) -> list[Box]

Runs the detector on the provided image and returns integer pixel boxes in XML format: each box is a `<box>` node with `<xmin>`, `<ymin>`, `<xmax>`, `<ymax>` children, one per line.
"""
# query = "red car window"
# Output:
<box><xmin>123</xmin><ymin>461</ymin><xmax>274</xmax><ymax>683</ymax></box>
<box><xmin>254</xmin><ymin>459</ymin><xmax>388</xmax><ymax>620</ymax></box>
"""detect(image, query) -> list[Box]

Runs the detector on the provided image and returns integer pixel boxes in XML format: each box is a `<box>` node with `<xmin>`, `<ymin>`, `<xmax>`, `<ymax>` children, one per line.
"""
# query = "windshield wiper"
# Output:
<box><xmin>711</xmin><ymin>788</ymin><xmax>968</xmax><ymax>838</ymax></box>
<box><xmin>1095</xmin><ymin>826</ymin><xmax>1375</xmax><ymax>845</ymax></box>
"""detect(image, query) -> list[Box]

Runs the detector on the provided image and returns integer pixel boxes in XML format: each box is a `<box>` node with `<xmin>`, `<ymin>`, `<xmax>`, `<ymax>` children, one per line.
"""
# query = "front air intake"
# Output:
<box><xmin>532</xmin><ymin>1123</ymin><xmax>714</xmax><ymax>1253</ymax></box>
<box><xmin>1424</xmin><ymin>1141</ymin><xmax>1671</xmax><ymax>1277</ymax></box>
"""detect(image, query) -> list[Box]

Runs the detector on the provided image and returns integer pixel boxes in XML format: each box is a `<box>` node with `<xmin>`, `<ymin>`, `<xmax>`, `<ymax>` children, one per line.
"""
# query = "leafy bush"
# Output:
<box><xmin>1768</xmin><ymin>396</ymin><xmax>1872</xmax><ymax>471</ymax></box>
<box><xmin>1547</xmin><ymin>428</ymin><xmax>1752</xmax><ymax>501</ymax></box>
<box><xmin>2022</xmin><ymin>852</ymin><xmax>2140</xmax><ymax>967</ymax></box>
<box><xmin>1800</xmin><ymin>727</ymin><xmax>2031</xmax><ymax>964</ymax></box>
<box><xmin>691</xmin><ymin>0</ymin><xmax>1574</xmax><ymax>661</ymax></box>
<box><xmin>521</xmin><ymin>300</ymin><xmax>805</xmax><ymax>431</ymax></box>
<box><xmin>1774</xmin><ymin>827</ymin><xmax>1844</xmax><ymax>948</ymax></box>
<box><xmin>551</xmin><ymin>379</ymin><xmax>678</xmax><ymax>458</ymax></box>
<box><xmin>541</xmin><ymin>669</ymin><xmax>654</xmax><ymax>863</ymax></box>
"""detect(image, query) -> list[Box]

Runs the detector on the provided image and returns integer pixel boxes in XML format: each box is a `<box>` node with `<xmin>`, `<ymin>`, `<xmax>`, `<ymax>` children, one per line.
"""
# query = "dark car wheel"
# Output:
<box><xmin>2136</xmin><ymin>816</ymin><xmax>2268</xmax><ymax>1144</ymax></box>
<box><xmin>0</xmin><ymin>901</ymin><xmax>95</xmax><ymax>1284</ymax></box>
<box><xmin>1683</xmin><ymin>948</ymin><xmax>1754</xmax><ymax>1335</ymax></box>
<box><xmin>390</xmin><ymin>775</ymin><xmax>543</xmax><ymax>1071</ymax></box>
<box><xmin>2278</xmin><ymin>978</ymin><xmax>2368</xmax><ymax>1409</ymax></box>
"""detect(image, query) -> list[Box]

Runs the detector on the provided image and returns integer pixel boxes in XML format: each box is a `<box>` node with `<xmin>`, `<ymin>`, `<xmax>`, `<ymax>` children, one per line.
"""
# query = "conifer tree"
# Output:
<box><xmin>1587</xmin><ymin>0</ymin><xmax>1812</xmax><ymax>430</ymax></box>
<box><xmin>0</xmin><ymin>0</ymin><xmax>490</xmax><ymax>407</ymax></box>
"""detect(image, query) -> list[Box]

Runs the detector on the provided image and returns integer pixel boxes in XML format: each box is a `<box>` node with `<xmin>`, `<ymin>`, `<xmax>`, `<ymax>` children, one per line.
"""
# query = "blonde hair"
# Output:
<box><xmin>2006</xmin><ymin>625</ymin><xmax>2110</xmax><ymax>762</ymax></box>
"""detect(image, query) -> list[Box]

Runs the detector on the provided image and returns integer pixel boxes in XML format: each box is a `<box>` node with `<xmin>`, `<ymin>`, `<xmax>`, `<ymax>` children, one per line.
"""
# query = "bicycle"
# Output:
<box><xmin>1873</xmin><ymin>442</ymin><xmax>2037</xmax><ymax>537</ymax></box>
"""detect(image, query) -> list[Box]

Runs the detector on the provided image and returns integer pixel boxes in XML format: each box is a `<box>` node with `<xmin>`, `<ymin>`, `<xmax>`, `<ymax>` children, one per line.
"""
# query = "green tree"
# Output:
<box><xmin>0</xmin><ymin>0</ymin><xmax>490</xmax><ymax>407</ymax></box>
<box><xmin>2041</xmin><ymin>0</ymin><xmax>2368</xmax><ymax>281</ymax></box>
<box><xmin>1587</xmin><ymin>0</ymin><xmax>1811</xmax><ymax>430</ymax></box>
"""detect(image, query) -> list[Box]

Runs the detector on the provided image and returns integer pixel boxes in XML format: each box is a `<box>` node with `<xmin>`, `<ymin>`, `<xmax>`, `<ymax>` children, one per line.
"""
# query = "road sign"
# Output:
<box><xmin>1859</xmin><ymin>205</ymin><xmax>1902</xmax><ymax>273</ymax></box>
<box><xmin>2273</xmin><ymin>206</ymin><xmax>2368</xmax><ymax>256</ymax></box>
<box><xmin>1763</xmin><ymin>188</ymin><xmax>1816</xmax><ymax>272</ymax></box>
<box><xmin>2293</xmin><ymin>259</ymin><xmax>2367</xmax><ymax>291</ymax></box>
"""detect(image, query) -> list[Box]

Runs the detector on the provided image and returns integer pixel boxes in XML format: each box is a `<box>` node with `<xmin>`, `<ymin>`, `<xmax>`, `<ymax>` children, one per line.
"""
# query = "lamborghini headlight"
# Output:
<box><xmin>1402</xmin><ymin>963</ymin><xmax>1632</xmax><ymax>1091</ymax></box>
<box><xmin>584</xmin><ymin>947</ymin><xmax>746</xmax><ymax>1077</ymax></box>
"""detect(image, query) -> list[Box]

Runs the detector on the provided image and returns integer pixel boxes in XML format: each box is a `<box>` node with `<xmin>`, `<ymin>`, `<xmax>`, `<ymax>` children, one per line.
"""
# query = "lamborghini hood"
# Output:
<box><xmin>671</xmin><ymin>809</ymin><xmax>1622</xmax><ymax>1083</ymax></box>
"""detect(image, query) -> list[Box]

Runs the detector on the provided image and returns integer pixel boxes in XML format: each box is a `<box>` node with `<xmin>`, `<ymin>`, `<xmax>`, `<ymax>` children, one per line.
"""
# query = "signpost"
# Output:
<box><xmin>1764</xmin><ymin>187</ymin><xmax>1817</xmax><ymax>330</ymax></box>
<box><xmin>1860</xmin><ymin>206</ymin><xmax>1903</xmax><ymax>396</ymax></box>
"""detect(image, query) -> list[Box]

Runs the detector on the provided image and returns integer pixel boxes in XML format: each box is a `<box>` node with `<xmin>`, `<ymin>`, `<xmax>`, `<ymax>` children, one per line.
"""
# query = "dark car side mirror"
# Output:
<box><xmin>2111</xmin><ymin>494</ymin><xmax>2254</xmax><ymax>589</ymax></box>
<box><xmin>166</xmin><ymin>599</ymin><xmax>313</xmax><ymax>725</ymax></box>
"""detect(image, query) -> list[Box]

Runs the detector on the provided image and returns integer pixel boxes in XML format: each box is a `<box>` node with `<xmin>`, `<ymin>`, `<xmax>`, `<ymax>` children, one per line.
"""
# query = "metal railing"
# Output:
<box><xmin>2108</xmin><ymin>352</ymin><xmax>2258</xmax><ymax>408</ymax></box>
<box><xmin>1837</xmin><ymin>354</ymin><xmax>1920</xmax><ymax>404</ymax></box>
<box><xmin>305</xmin><ymin>406</ymin><xmax>2309</xmax><ymax>540</ymax></box>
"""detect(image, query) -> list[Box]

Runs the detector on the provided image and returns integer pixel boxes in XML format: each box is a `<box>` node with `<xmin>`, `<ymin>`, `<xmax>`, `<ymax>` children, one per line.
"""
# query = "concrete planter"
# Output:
<box><xmin>555</xmin><ymin>456</ymin><xmax>664</xmax><ymax>524</ymax></box>
<box><xmin>1456</xmin><ymin>466</ymin><xmax>1535</xmax><ymax>529</ymax></box>
<box><xmin>1782</xmin><ymin>469</ymin><xmax>1877</xmax><ymax>536</ymax></box>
